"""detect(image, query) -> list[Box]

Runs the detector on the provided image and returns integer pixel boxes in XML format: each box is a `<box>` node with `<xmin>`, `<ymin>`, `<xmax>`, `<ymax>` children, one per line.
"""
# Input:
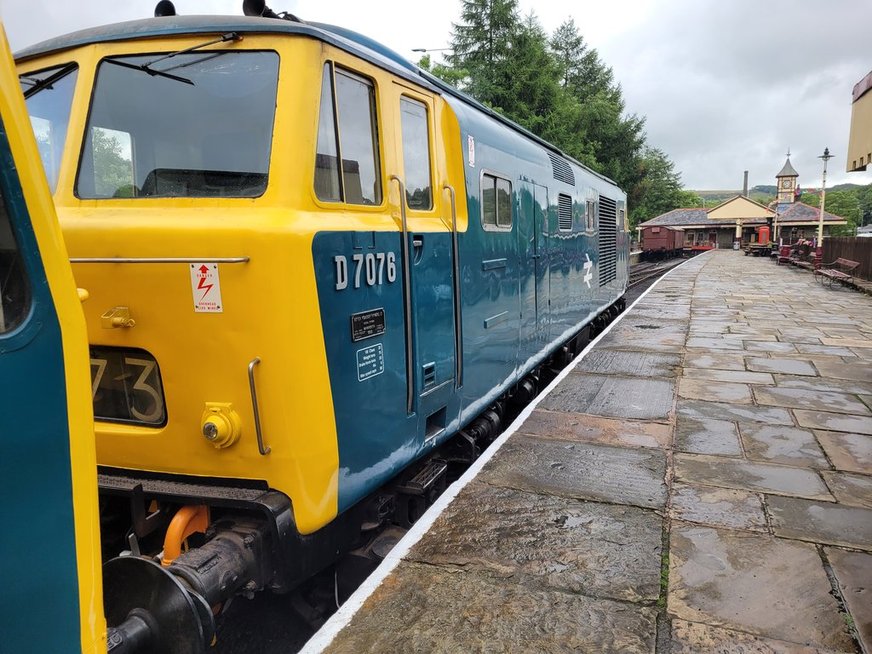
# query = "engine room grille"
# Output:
<box><xmin>547</xmin><ymin>152</ymin><xmax>575</xmax><ymax>186</ymax></box>
<box><xmin>557</xmin><ymin>194</ymin><xmax>572</xmax><ymax>232</ymax></box>
<box><xmin>598</xmin><ymin>195</ymin><xmax>617</xmax><ymax>286</ymax></box>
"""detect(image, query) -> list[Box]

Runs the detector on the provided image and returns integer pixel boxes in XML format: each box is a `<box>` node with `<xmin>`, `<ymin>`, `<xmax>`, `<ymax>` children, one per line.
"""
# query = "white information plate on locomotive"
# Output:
<box><xmin>89</xmin><ymin>346</ymin><xmax>167</xmax><ymax>425</ymax></box>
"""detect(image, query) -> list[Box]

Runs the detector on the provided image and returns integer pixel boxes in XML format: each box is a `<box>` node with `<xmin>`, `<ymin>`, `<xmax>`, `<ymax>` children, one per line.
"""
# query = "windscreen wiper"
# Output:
<box><xmin>102</xmin><ymin>32</ymin><xmax>242</xmax><ymax>86</ymax></box>
<box><xmin>102</xmin><ymin>57</ymin><xmax>195</xmax><ymax>85</ymax></box>
<box><xmin>21</xmin><ymin>62</ymin><xmax>77</xmax><ymax>99</ymax></box>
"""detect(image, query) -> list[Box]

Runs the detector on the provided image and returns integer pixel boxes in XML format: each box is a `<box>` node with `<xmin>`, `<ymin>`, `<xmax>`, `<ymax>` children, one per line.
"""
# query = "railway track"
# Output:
<box><xmin>629</xmin><ymin>258</ymin><xmax>685</xmax><ymax>288</ymax></box>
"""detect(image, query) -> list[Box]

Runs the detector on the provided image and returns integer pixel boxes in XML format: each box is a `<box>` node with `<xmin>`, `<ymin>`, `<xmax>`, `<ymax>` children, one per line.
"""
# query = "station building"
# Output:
<box><xmin>847</xmin><ymin>69</ymin><xmax>872</xmax><ymax>172</ymax></box>
<box><xmin>638</xmin><ymin>157</ymin><xmax>847</xmax><ymax>249</ymax></box>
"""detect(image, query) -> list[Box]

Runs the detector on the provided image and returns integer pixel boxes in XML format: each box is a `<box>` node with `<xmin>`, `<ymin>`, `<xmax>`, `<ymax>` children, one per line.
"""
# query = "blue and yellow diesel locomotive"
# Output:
<box><xmin>14</xmin><ymin>4</ymin><xmax>628</xmax><ymax>649</ymax></box>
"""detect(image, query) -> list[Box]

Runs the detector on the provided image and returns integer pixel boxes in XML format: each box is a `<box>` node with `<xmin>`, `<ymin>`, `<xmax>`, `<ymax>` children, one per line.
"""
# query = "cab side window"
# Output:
<box><xmin>314</xmin><ymin>63</ymin><xmax>382</xmax><ymax>205</ymax></box>
<box><xmin>0</xmin><ymin>186</ymin><xmax>31</xmax><ymax>334</ymax></box>
<box><xmin>399</xmin><ymin>97</ymin><xmax>432</xmax><ymax>210</ymax></box>
<box><xmin>481</xmin><ymin>173</ymin><xmax>512</xmax><ymax>230</ymax></box>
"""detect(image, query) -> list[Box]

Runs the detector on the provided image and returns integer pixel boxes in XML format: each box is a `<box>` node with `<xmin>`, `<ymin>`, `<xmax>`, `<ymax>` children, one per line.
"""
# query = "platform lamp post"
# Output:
<box><xmin>816</xmin><ymin>147</ymin><xmax>833</xmax><ymax>266</ymax></box>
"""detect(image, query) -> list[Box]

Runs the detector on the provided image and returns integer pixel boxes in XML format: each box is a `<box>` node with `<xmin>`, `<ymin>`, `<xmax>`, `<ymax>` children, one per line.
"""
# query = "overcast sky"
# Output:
<box><xmin>2</xmin><ymin>0</ymin><xmax>870</xmax><ymax>191</ymax></box>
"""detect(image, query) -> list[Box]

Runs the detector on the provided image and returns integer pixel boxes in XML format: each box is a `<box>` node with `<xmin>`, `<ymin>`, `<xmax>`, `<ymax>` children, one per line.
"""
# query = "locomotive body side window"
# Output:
<box><xmin>480</xmin><ymin>172</ymin><xmax>512</xmax><ymax>230</ymax></box>
<box><xmin>18</xmin><ymin>63</ymin><xmax>78</xmax><ymax>193</ymax></box>
<box><xmin>399</xmin><ymin>96</ymin><xmax>432</xmax><ymax>210</ymax></box>
<box><xmin>585</xmin><ymin>200</ymin><xmax>596</xmax><ymax>232</ymax></box>
<box><xmin>314</xmin><ymin>63</ymin><xmax>382</xmax><ymax>206</ymax></box>
<box><xmin>0</xmin><ymin>186</ymin><xmax>31</xmax><ymax>334</ymax></box>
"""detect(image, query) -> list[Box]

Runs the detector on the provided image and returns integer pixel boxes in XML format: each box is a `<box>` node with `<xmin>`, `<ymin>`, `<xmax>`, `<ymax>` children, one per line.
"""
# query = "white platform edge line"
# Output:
<box><xmin>300</xmin><ymin>253</ymin><xmax>702</xmax><ymax>653</ymax></box>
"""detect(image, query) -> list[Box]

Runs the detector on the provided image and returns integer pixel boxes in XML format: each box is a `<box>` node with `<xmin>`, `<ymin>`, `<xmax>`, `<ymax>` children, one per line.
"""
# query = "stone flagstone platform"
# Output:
<box><xmin>311</xmin><ymin>251</ymin><xmax>872</xmax><ymax>654</ymax></box>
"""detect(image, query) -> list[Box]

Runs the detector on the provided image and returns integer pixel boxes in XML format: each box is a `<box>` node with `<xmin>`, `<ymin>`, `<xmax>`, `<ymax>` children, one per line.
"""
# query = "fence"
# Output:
<box><xmin>822</xmin><ymin>237</ymin><xmax>872</xmax><ymax>281</ymax></box>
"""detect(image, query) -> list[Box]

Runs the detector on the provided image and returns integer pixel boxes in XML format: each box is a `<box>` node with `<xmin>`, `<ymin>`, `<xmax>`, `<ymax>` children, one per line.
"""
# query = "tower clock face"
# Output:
<box><xmin>781</xmin><ymin>179</ymin><xmax>792</xmax><ymax>189</ymax></box>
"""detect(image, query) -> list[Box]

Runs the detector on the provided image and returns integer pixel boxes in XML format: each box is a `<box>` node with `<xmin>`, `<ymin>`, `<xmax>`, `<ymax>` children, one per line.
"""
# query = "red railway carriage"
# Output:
<box><xmin>640</xmin><ymin>225</ymin><xmax>682</xmax><ymax>260</ymax></box>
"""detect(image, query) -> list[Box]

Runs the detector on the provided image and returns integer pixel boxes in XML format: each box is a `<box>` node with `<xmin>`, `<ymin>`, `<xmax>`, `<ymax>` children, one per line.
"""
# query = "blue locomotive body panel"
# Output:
<box><xmin>314</xmin><ymin>95</ymin><xmax>628</xmax><ymax>512</ymax></box>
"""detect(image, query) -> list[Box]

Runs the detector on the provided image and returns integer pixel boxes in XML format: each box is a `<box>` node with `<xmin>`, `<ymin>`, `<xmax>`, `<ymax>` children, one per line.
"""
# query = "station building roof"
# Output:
<box><xmin>639</xmin><ymin>196</ymin><xmax>847</xmax><ymax>229</ymax></box>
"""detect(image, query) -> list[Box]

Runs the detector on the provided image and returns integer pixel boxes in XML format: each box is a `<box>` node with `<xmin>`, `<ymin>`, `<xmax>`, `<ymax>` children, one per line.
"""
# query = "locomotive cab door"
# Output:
<box><xmin>0</xmin><ymin>25</ymin><xmax>105</xmax><ymax>652</ymax></box>
<box><xmin>391</xmin><ymin>84</ymin><xmax>458</xmax><ymax>442</ymax></box>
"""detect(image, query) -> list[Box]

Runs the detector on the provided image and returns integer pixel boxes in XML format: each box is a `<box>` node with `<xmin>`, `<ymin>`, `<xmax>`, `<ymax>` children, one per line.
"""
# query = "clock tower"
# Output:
<box><xmin>775</xmin><ymin>151</ymin><xmax>799</xmax><ymax>205</ymax></box>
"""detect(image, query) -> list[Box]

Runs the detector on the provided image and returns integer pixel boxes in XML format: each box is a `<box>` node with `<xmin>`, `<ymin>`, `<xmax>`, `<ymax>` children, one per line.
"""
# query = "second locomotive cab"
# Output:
<box><xmin>15</xmin><ymin>5</ymin><xmax>629</xmax><ymax>650</ymax></box>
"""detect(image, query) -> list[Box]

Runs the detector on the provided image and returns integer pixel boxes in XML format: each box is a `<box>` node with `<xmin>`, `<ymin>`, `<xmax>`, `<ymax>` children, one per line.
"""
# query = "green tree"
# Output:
<box><xmin>822</xmin><ymin>190</ymin><xmax>861</xmax><ymax>234</ymax></box>
<box><xmin>91</xmin><ymin>127</ymin><xmax>133</xmax><ymax>197</ymax></box>
<box><xmin>799</xmin><ymin>192</ymin><xmax>820</xmax><ymax>208</ymax></box>
<box><xmin>448</xmin><ymin>0</ymin><xmax>521</xmax><ymax>104</ymax></box>
<box><xmin>495</xmin><ymin>13</ymin><xmax>561</xmax><ymax>135</ymax></box>
<box><xmin>855</xmin><ymin>184</ymin><xmax>872</xmax><ymax>226</ymax></box>
<box><xmin>417</xmin><ymin>54</ymin><xmax>466</xmax><ymax>88</ymax></box>
<box><xmin>548</xmin><ymin>18</ymin><xmax>645</xmax><ymax>197</ymax></box>
<box><xmin>630</xmin><ymin>147</ymin><xmax>685</xmax><ymax>225</ymax></box>
<box><xmin>674</xmin><ymin>190</ymin><xmax>705</xmax><ymax>208</ymax></box>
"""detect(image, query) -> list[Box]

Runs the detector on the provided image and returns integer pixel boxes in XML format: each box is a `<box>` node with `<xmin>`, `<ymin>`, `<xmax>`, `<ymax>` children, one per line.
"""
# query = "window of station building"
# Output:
<box><xmin>481</xmin><ymin>173</ymin><xmax>512</xmax><ymax>230</ymax></box>
<box><xmin>0</xmin><ymin>186</ymin><xmax>31</xmax><ymax>335</ymax></box>
<box><xmin>314</xmin><ymin>63</ymin><xmax>382</xmax><ymax>206</ymax></box>
<box><xmin>19</xmin><ymin>63</ymin><xmax>78</xmax><ymax>193</ymax></box>
<box><xmin>399</xmin><ymin>96</ymin><xmax>432</xmax><ymax>210</ymax></box>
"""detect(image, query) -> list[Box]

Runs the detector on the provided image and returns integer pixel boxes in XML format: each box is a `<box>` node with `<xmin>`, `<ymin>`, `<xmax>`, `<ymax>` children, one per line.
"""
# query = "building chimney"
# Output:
<box><xmin>742</xmin><ymin>170</ymin><xmax>749</xmax><ymax>196</ymax></box>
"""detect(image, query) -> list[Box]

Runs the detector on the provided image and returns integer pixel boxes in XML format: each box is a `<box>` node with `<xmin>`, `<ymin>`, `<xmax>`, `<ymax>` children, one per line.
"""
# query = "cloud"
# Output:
<box><xmin>596</xmin><ymin>0</ymin><xmax>872</xmax><ymax>188</ymax></box>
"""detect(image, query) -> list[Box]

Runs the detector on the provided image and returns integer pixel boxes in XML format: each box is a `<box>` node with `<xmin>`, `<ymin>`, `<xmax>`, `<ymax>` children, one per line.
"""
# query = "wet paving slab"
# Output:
<box><xmin>670</xmin><ymin>483</ymin><xmax>768</xmax><ymax>532</ymax></box>
<box><xmin>773</xmin><ymin>375</ymin><xmax>872</xmax><ymax>396</ymax></box>
<box><xmin>540</xmin><ymin>373</ymin><xmax>674</xmax><ymax>420</ymax></box>
<box><xmin>677</xmin><ymin>398</ymin><xmax>794</xmax><ymax>425</ymax></box>
<box><xmin>821</xmin><ymin>471</ymin><xmax>872</xmax><ymax>508</ymax></box>
<box><xmin>327</xmin><ymin>562</ymin><xmax>658</xmax><ymax>654</ymax></box>
<box><xmin>826</xmin><ymin>549</ymin><xmax>872</xmax><ymax>652</ymax></box>
<box><xmin>668</xmin><ymin>524</ymin><xmax>855</xmax><ymax>650</ymax></box>
<box><xmin>813</xmin><ymin>360</ymin><xmax>872</xmax><ymax>382</ymax></box>
<box><xmin>679</xmin><ymin>378</ymin><xmax>754</xmax><ymax>403</ymax></box>
<box><xmin>674</xmin><ymin>453</ymin><xmax>833</xmax><ymax>500</ymax></box>
<box><xmin>670</xmin><ymin>619</ymin><xmax>853</xmax><ymax>653</ymax></box>
<box><xmin>407</xmin><ymin>481</ymin><xmax>662</xmax><ymax>602</ymax></box>
<box><xmin>516</xmin><ymin>409</ymin><xmax>671</xmax><ymax>449</ymax></box>
<box><xmin>754</xmin><ymin>386</ymin><xmax>872</xmax><ymax>415</ymax></box>
<box><xmin>682</xmin><ymin>367</ymin><xmax>775</xmax><ymax>385</ymax></box>
<box><xmin>794</xmin><ymin>410</ymin><xmax>872</xmax><ymax>435</ymax></box>
<box><xmin>815</xmin><ymin>431</ymin><xmax>872</xmax><ymax>473</ymax></box>
<box><xmin>478</xmin><ymin>434</ymin><xmax>668</xmax><ymax>509</ymax></box>
<box><xmin>683</xmin><ymin>351</ymin><xmax>749</xmax><ymax>370</ymax></box>
<box><xmin>746</xmin><ymin>356</ymin><xmax>819</xmax><ymax>376</ymax></box>
<box><xmin>745</xmin><ymin>340</ymin><xmax>799</xmax><ymax>354</ymax></box>
<box><xmin>675</xmin><ymin>416</ymin><xmax>742</xmax><ymax>456</ymax></box>
<box><xmin>574</xmin><ymin>348</ymin><xmax>681</xmax><ymax>378</ymax></box>
<box><xmin>766</xmin><ymin>496</ymin><xmax>872</xmax><ymax>551</ymax></box>
<box><xmin>320</xmin><ymin>253</ymin><xmax>872</xmax><ymax>654</ymax></box>
<box><xmin>738</xmin><ymin>424</ymin><xmax>830</xmax><ymax>468</ymax></box>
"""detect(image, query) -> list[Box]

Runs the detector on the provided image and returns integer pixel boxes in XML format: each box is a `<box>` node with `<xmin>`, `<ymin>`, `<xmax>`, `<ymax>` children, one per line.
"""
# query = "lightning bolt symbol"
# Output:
<box><xmin>197</xmin><ymin>274</ymin><xmax>214</xmax><ymax>301</ymax></box>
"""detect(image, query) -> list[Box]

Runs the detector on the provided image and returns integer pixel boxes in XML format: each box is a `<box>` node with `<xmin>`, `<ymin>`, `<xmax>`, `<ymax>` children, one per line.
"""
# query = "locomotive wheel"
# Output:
<box><xmin>103</xmin><ymin>556</ymin><xmax>214</xmax><ymax>654</ymax></box>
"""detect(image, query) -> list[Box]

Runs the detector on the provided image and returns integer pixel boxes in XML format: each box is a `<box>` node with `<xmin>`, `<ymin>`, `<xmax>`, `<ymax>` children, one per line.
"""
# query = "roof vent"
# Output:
<box><xmin>547</xmin><ymin>152</ymin><xmax>575</xmax><ymax>186</ymax></box>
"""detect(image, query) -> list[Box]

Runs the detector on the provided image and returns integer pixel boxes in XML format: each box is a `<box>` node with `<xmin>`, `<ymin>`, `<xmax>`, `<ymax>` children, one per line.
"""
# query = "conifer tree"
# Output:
<box><xmin>449</xmin><ymin>0</ymin><xmax>521</xmax><ymax>104</ymax></box>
